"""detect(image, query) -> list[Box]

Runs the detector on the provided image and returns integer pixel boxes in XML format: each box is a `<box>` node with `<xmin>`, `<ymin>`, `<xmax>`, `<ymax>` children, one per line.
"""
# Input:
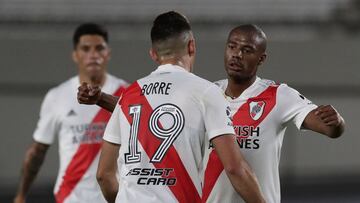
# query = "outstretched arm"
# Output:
<box><xmin>13</xmin><ymin>142</ymin><xmax>49</xmax><ymax>203</ymax></box>
<box><xmin>96</xmin><ymin>140</ymin><xmax>120</xmax><ymax>203</ymax></box>
<box><xmin>212</xmin><ymin>134</ymin><xmax>265</xmax><ymax>203</ymax></box>
<box><xmin>77</xmin><ymin>82</ymin><xmax>119</xmax><ymax>112</ymax></box>
<box><xmin>302</xmin><ymin>105</ymin><xmax>345</xmax><ymax>138</ymax></box>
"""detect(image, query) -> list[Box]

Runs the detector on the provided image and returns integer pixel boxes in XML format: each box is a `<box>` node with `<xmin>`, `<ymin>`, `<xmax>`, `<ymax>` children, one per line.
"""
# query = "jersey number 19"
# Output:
<box><xmin>124</xmin><ymin>104</ymin><xmax>185</xmax><ymax>164</ymax></box>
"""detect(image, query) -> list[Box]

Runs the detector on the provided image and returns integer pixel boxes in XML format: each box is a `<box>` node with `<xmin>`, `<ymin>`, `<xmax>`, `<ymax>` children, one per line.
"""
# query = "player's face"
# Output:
<box><xmin>73</xmin><ymin>35</ymin><xmax>110</xmax><ymax>81</ymax></box>
<box><xmin>224</xmin><ymin>31</ymin><xmax>266</xmax><ymax>83</ymax></box>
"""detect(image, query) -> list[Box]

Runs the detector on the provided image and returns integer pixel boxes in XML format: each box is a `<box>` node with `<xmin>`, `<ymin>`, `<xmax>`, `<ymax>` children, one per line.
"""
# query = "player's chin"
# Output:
<box><xmin>86</xmin><ymin>64</ymin><xmax>102</xmax><ymax>71</ymax></box>
<box><xmin>228</xmin><ymin>73</ymin><xmax>251</xmax><ymax>83</ymax></box>
<box><xmin>227</xmin><ymin>69</ymin><xmax>244</xmax><ymax>78</ymax></box>
<box><xmin>86</xmin><ymin>66</ymin><xmax>104</xmax><ymax>76</ymax></box>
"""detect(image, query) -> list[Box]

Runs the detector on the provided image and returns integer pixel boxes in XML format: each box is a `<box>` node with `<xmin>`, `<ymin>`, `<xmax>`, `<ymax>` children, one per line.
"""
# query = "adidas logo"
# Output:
<box><xmin>67</xmin><ymin>110</ymin><xmax>77</xmax><ymax>116</ymax></box>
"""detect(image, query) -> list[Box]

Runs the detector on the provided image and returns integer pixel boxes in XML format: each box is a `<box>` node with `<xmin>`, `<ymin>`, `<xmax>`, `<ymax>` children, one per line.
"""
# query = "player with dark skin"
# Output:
<box><xmin>223</xmin><ymin>25</ymin><xmax>344</xmax><ymax>138</ymax></box>
<box><xmin>14</xmin><ymin>23</ymin><xmax>111</xmax><ymax>203</ymax></box>
<box><xmin>79</xmin><ymin>25</ymin><xmax>345</xmax><ymax>139</ymax></box>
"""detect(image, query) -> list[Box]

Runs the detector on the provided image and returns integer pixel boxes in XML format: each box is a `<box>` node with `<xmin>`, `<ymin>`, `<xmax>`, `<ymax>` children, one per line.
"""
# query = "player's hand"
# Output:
<box><xmin>77</xmin><ymin>82</ymin><xmax>102</xmax><ymax>105</ymax></box>
<box><xmin>13</xmin><ymin>195</ymin><xmax>25</xmax><ymax>203</ymax></box>
<box><xmin>314</xmin><ymin>105</ymin><xmax>344</xmax><ymax>126</ymax></box>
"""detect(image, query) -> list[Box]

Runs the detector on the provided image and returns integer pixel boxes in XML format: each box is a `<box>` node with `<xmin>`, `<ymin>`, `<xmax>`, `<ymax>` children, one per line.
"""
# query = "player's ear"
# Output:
<box><xmin>72</xmin><ymin>50</ymin><xmax>78</xmax><ymax>63</ymax></box>
<box><xmin>258</xmin><ymin>53</ymin><xmax>267</xmax><ymax>66</ymax></box>
<box><xmin>149</xmin><ymin>48</ymin><xmax>159</xmax><ymax>63</ymax></box>
<box><xmin>188</xmin><ymin>39</ymin><xmax>196</xmax><ymax>57</ymax></box>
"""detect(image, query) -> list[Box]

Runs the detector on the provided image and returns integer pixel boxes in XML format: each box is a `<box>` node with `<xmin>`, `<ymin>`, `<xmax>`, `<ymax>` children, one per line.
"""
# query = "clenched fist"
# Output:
<box><xmin>77</xmin><ymin>82</ymin><xmax>102</xmax><ymax>105</ymax></box>
<box><xmin>314</xmin><ymin>105</ymin><xmax>344</xmax><ymax>127</ymax></box>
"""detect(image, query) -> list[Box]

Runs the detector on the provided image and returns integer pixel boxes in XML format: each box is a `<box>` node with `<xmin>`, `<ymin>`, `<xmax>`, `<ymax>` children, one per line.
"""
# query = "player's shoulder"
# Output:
<box><xmin>189</xmin><ymin>72</ymin><xmax>217</xmax><ymax>87</ymax></box>
<box><xmin>257</xmin><ymin>78</ymin><xmax>280</xmax><ymax>88</ymax></box>
<box><xmin>213</xmin><ymin>79</ymin><xmax>227</xmax><ymax>91</ymax></box>
<box><xmin>39</xmin><ymin>76</ymin><xmax>77</xmax><ymax>109</ymax></box>
<box><xmin>277</xmin><ymin>82</ymin><xmax>299</xmax><ymax>93</ymax></box>
<box><xmin>275</xmin><ymin>81</ymin><xmax>306</xmax><ymax>100</ymax></box>
<box><xmin>182</xmin><ymin>73</ymin><xmax>224</xmax><ymax>97</ymax></box>
<box><xmin>46</xmin><ymin>76</ymin><xmax>77</xmax><ymax>98</ymax></box>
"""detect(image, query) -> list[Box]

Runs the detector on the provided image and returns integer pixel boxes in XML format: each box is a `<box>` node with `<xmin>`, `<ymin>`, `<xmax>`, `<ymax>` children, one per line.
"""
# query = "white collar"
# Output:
<box><xmin>152</xmin><ymin>64</ymin><xmax>189</xmax><ymax>74</ymax></box>
<box><xmin>226</xmin><ymin>76</ymin><xmax>261</xmax><ymax>101</ymax></box>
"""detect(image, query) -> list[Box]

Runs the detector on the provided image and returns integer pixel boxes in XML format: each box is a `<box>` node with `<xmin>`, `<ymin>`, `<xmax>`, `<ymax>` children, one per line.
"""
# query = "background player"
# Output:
<box><xmin>96</xmin><ymin>11</ymin><xmax>265</xmax><ymax>203</ymax></box>
<box><xmin>202</xmin><ymin>24</ymin><xmax>345</xmax><ymax>203</ymax></box>
<box><xmin>13</xmin><ymin>23</ymin><xmax>128</xmax><ymax>203</ymax></box>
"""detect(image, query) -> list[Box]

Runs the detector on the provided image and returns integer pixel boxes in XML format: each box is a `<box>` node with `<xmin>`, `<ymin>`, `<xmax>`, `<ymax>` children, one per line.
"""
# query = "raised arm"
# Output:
<box><xmin>77</xmin><ymin>82</ymin><xmax>119</xmax><ymax>112</ymax></box>
<box><xmin>212</xmin><ymin>134</ymin><xmax>265</xmax><ymax>203</ymax></box>
<box><xmin>13</xmin><ymin>142</ymin><xmax>50</xmax><ymax>203</ymax></box>
<box><xmin>302</xmin><ymin>105</ymin><xmax>345</xmax><ymax>138</ymax></box>
<box><xmin>96</xmin><ymin>140</ymin><xmax>120</xmax><ymax>203</ymax></box>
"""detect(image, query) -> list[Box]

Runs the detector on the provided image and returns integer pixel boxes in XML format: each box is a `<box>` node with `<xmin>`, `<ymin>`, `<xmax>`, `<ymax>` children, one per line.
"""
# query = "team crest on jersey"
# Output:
<box><xmin>249</xmin><ymin>101</ymin><xmax>266</xmax><ymax>121</ymax></box>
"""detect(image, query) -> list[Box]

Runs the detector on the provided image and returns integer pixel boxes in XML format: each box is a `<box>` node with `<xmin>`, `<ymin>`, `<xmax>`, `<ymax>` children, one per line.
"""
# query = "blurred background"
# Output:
<box><xmin>0</xmin><ymin>0</ymin><xmax>359</xmax><ymax>202</ymax></box>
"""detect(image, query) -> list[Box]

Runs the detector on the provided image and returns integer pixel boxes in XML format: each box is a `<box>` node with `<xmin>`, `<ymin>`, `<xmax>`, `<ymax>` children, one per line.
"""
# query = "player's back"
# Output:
<box><xmin>114</xmin><ymin>64</ymin><xmax>232</xmax><ymax>203</ymax></box>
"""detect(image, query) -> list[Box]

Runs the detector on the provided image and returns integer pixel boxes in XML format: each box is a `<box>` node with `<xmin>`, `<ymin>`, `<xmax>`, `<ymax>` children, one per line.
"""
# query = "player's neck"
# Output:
<box><xmin>226</xmin><ymin>76</ymin><xmax>256</xmax><ymax>99</ymax></box>
<box><xmin>79</xmin><ymin>74</ymin><xmax>106</xmax><ymax>87</ymax></box>
<box><xmin>159</xmin><ymin>57</ymin><xmax>191</xmax><ymax>72</ymax></box>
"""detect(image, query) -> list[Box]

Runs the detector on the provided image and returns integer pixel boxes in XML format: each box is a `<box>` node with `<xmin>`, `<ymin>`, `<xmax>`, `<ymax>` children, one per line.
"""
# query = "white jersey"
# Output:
<box><xmin>202</xmin><ymin>77</ymin><xmax>317</xmax><ymax>203</ymax></box>
<box><xmin>104</xmin><ymin>64</ymin><xmax>234</xmax><ymax>203</ymax></box>
<box><xmin>33</xmin><ymin>74</ymin><xmax>128</xmax><ymax>203</ymax></box>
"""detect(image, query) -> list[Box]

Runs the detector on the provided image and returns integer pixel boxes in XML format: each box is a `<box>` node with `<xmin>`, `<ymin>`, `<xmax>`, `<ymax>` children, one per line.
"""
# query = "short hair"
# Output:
<box><xmin>150</xmin><ymin>11</ymin><xmax>192</xmax><ymax>57</ymax></box>
<box><xmin>151</xmin><ymin>11</ymin><xmax>191</xmax><ymax>43</ymax></box>
<box><xmin>229</xmin><ymin>24</ymin><xmax>267</xmax><ymax>51</ymax></box>
<box><xmin>73</xmin><ymin>23</ymin><xmax>108</xmax><ymax>49</ymax></box>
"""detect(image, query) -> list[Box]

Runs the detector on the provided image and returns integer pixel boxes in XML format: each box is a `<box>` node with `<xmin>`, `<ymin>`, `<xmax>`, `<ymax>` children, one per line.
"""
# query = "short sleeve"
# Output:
<box><xmin>201</xmin><ymin>85</ymin><xmax>235</xmax><ymax>141</ymax></box>
<box><xmin>33</xmin><ymin>89</ymin><xmax>60</xmax><ymax>144</ymax></box>
<box><xmin>103</xmin><ymin>103</ymin><xmax>122</xmax><ymax>144</ymax></box>
<box><xmin>277</xmin><ymin>84</ymin><xmax>317</xmax><ymax>130</ymax></box>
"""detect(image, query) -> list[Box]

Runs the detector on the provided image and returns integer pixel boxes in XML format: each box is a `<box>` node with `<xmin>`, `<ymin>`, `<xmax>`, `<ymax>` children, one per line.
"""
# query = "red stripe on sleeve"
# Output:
<box><xmin>202</xmin><ymin>85</ymin><xmax>278</xmax><ymax>202</ymax></box>
<box><xmin>120</xmin><ymin>82</ymin><xmax>201</xmax><ymax>203</ymax></box>
<box><xmin>55</xmin><ymin>86</ymin><xmax>126</xmax><ymax>203</ymax></box>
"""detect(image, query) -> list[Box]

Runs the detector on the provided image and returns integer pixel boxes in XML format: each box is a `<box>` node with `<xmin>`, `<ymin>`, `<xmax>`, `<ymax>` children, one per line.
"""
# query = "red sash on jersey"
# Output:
<box><xmin>202</xmin><ymin>85</ymin><xmax>278</xmax><ymax>202</ymax></box>
<box><xmin>120</xmin><ymin>82</ymin><xmax>201</xmax><ymax>203</ymax></box>
<box><xmin>55</xmin><ymin>86</ymin><xmax>126</xmax><ymax>203</ymax></box>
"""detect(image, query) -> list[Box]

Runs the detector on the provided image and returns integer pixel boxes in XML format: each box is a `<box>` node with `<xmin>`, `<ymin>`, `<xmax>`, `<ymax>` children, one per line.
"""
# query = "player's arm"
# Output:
<box><xmin>13</xmin><ymin>142</ymin><xmax>50</xmax><ymax>203</ymax></box>
<box><xmin>97</xmin><ymin>102</ymin><xmax>123</xmax><ymax>203</ymax></box>
<box><xmin>77</xmin><ymin>82</ymin><xmax>118</xmax><ymax>112</ymax></box>
<box><xmin>302</xmin><ymin>105</ymin><xmax>345</xmax><ymax>138</ymax></box>
<box><xmin>96</xmin><ymin>141</ymin><xmax>120</xmax><ymax>203</ymax></box>
<box><xmin>279</xmin><ymin>85</ymin><xmax>345</xmax><ymax>139</ymax></box>
<box><xmin>212</xmin><ymin>135</ymin><xmax>265</xmax><ymax>203</ymax></box>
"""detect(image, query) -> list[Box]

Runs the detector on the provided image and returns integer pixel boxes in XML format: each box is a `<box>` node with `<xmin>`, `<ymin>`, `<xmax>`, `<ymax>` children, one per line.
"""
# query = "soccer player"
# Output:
<box><xmin>201</xmin><ymin>24</ymin><xmax>345</xmax><ymax>203</ymax></box>
<box><xmin>13</xmin><ymin>23</ymin><xmax>128</xmax><ymax>203</ymax></box>
<box><xmin>95</xmin><ymin>11</ymin><xmax>265</xmax><ymax>203</ymax></box>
